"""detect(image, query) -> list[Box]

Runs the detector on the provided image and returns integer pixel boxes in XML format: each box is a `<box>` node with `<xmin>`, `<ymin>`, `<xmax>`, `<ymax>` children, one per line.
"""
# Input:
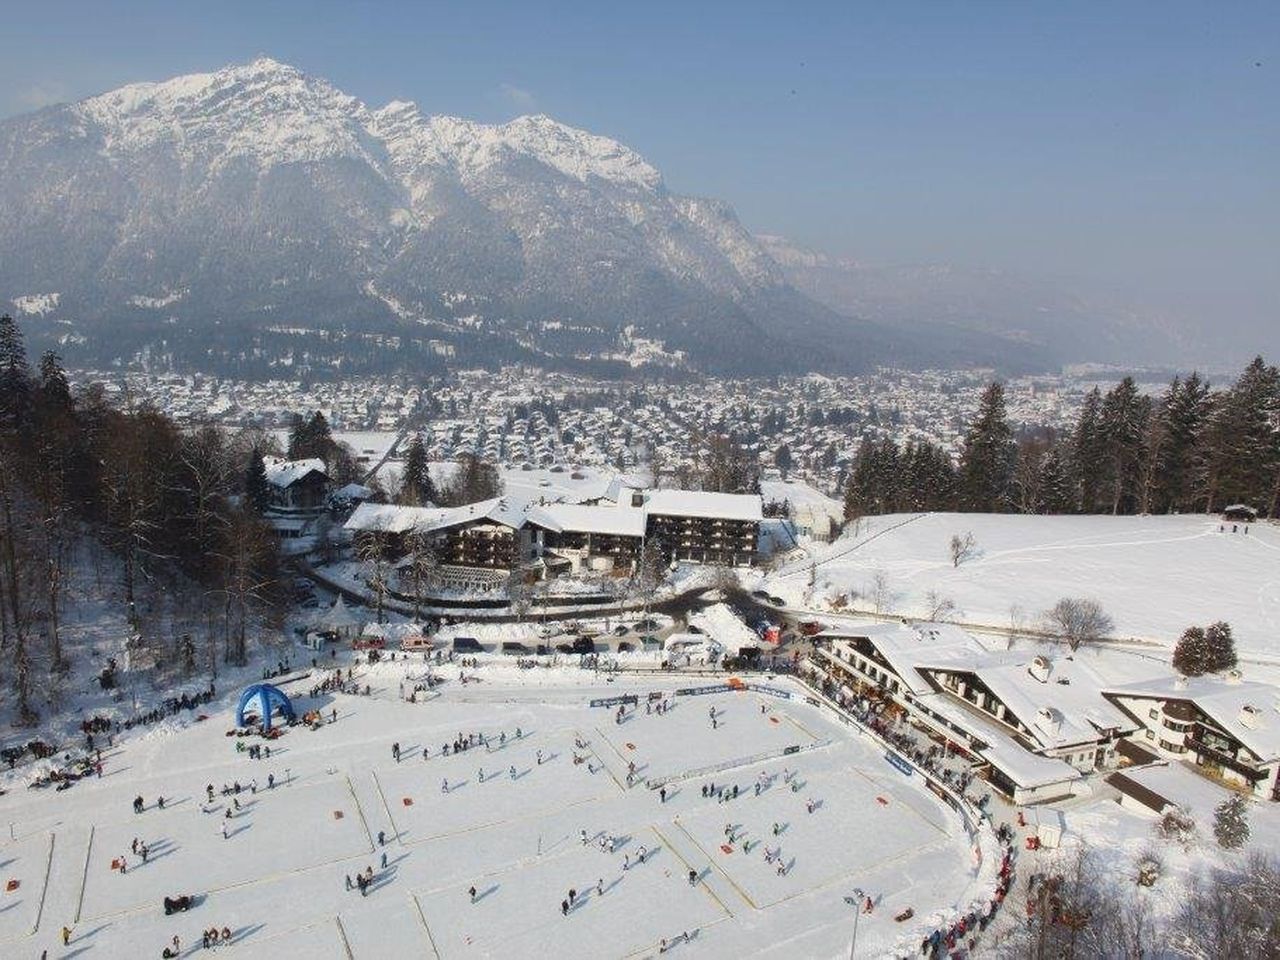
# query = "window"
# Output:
<box><xmin>1148</xmin><ymin>708</ymin><xmax>1159</xmax><ymax>720</ymax></box>
<box><xmin>1145</xmin><ymin>730</ymin><xmax>1155</xmax><ymax>741</ymax></box>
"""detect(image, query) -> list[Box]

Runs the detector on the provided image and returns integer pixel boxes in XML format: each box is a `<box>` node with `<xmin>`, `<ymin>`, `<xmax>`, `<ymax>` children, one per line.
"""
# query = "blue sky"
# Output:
<box><xmin>2</xmin><ymin>1</ymin><xmax>1276</xmax><ymax>344</ymax></box>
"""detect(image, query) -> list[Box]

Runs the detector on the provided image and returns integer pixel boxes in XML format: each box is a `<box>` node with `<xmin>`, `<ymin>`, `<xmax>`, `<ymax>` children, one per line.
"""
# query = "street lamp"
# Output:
<box><xmin>843</xmin><ymin>889</ymin><xmax>865</xmax><ymax>960</ymax></box>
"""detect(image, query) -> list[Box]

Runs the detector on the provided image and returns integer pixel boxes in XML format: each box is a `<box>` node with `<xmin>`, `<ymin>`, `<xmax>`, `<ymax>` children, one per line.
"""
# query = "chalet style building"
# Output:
<box><xmin>343</xmin><ymin>486</ymin><xmax>762</xmax><ymax>581</ymax></box>
<box><xmin>1104</xmin><ymin>675</ymin><xmax>1280</xmax><ymax>801</ymax></box>
<box><xmin>642</xmin><ymin>490</ymin><xmax>761</xmax><ymax>567</ymax></box>
<box><xmin>812</xmin><ymin>623</ymin><xmax>1136</xmax><ymax>804</ymax></box>
<box><xmin>263</xmin><ymin>457</ymin><xmax>331</xmax><ymax>517</ymax></box>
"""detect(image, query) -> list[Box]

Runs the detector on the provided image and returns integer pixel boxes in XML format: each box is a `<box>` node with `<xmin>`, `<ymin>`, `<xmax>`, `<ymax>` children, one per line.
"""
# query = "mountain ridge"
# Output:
<box><xmin>0</xmin><ymin>57</ymin><xmax>1125</xmax><ymax>377</ymax></box>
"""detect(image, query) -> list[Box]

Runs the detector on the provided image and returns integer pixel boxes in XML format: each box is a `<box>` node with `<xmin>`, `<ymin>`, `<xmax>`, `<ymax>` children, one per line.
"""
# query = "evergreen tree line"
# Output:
<box><xmin>845</xmin><ymin>359</ymin><xmax>1280</xmax><ymax>520</ymax></box>
<box><xmin>0</xmin><ymin>314</ymin><xmax>287</xmax><ymax>721</ymax></box>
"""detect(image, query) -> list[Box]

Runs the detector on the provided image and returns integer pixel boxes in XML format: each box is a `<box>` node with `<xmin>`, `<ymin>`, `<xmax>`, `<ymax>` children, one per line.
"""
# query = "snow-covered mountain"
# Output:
<box><xmin>0</xmin><ymin>58</ymin><xmax>914</xmax><ymax>375</ymax></box>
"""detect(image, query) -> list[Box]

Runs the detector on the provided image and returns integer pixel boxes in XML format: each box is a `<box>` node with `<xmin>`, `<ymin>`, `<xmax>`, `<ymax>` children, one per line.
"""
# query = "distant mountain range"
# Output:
<box><xmin>0</xmin><ymin>58</ymin><xmax>1189</xmax><ymax>377</ymax></box>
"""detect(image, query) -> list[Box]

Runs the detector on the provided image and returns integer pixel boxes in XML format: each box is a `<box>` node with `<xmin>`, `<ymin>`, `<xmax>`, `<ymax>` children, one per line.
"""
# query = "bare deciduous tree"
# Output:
<box><xmin>356</xmin><ymin>534</ymin><xmax>391</xmax><ymax>625</ymax></box>
<box><xmin>402</xmin><ymin>529</ymin><xmax>439</xmax><ymax>622</ymax></box>
<box><xmin>1043</xmin><ymin>597</ymin><xmax>1114</xmax><ymax>650</ymax></box>
<box><xmin>868</xmin><ymin>569</ymin><xmax>895</xmax><ymax>616</ymax></box>
<box><xmin>949</xmin><ymin>530</ymin><xmax>977</xmax><ymax>567</ymax></box>
<box><xmin>924</xmin><ymin>589</ymin><xmax>956</xmax><ymax>621</ymax></box>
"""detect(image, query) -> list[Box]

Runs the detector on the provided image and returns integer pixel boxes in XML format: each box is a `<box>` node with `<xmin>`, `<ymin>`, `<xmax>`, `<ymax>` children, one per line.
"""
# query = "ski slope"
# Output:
<box><xmin>765</xmin><ymin>513</ymin><xmax>1280</xmax><ymax>655</ymax></box>
<box><xmin>0</xmin><ymin>660</ymin><xmax>990</xmax><ymax>960</ymax></box>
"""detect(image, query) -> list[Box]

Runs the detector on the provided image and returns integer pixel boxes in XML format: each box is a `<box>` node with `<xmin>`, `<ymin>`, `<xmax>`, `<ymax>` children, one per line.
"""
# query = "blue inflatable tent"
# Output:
<box><xmin>235</xmin><ymin>683</ymin><xmax>296</xmax><ymax>731</ymax></box>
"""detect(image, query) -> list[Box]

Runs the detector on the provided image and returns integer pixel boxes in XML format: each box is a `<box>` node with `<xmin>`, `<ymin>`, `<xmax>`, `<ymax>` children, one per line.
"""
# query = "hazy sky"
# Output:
<box><xmin>2</xmin><ymin>1</ymin><xmax>1276</xmax><ymax>350</ymax></box>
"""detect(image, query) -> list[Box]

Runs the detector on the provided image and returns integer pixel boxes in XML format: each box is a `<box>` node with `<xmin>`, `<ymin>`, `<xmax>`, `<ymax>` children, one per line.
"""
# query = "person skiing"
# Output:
<box><xmin>688</xmin><ymin>869</ymin><xmax>697</xmax><ymax>885</ymax></box>
<box><xmin>469</xmin><ymin>885</ymin><xmax>477</xmax><ymax>903</ymax></box>
<box><xmin>596</xmin><ymin>878</ymin><xmax>603</xmax><ymax>896</ymax></box>
<box><xmin>62</xmin><ymin>926</ymin><xmax>72</xmax><ymax>946</ymax></box>
<box><xmin>441</xmin><ymin>778</ymin><xmax>449</xmax><ymax>794</ymax></box>
<box><xmin>560</xmin><ymin>899</ymin><xmax>568</xmax><ymax>916</ymax></box>
<box><xmin>378</xmin><ymin>830</ymin><xmax>385</xmax><ymax>846</ymax></box>
<box><xmin>660</xmin><ymin>786</ymin><xmax>667</xmax><ymax>803</ymax></box>
<box><xmin>345</xmin><ymin>874</ymin><xmax>353</xmax><ymax>891</ymax></box>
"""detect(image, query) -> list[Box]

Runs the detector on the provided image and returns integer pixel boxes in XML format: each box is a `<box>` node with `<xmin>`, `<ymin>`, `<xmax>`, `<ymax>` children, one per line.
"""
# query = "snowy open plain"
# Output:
<box><xmin>766</xmin><ymin>513</ymin><xmax>1280</xmax><ymax>657</ymax></box>
<box><xmin>0</xmin><ymin>660</ymin><xmax>993</xmax><ymax>959</ymax></box>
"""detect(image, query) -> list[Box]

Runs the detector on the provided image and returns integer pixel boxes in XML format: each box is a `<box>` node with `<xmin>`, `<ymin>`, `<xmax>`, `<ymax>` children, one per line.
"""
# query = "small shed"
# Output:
<box><xmin>1222</xmin><ymin>504</ymin><xmax>1258</xmax><ymax>522</ymax></box>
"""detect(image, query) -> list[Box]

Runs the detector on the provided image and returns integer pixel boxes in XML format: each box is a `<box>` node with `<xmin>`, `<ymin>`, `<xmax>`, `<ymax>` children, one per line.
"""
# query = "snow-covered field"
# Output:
<box><xmin>766</xmin><ymin>513</ymin><xmax>1280</xmax><ymax>657</ymax></box>
<box><xmin>0</xmin><ymin>661</ymin><xmax>992</xmax><ymax>959</ymax></box>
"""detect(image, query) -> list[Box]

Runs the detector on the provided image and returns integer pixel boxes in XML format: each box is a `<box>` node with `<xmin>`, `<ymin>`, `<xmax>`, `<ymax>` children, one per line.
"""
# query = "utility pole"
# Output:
<box><xmin>843</xmin><ymin>889</ymin><xmax>865</xmax><ymax>960</ymax></box>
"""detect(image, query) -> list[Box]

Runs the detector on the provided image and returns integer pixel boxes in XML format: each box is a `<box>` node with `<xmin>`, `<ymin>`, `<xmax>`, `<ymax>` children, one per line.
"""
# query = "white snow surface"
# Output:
<box><xmin>75</xmin><ymin>57</ymin><xmax>663</xmax><ymax>191</ymax></box>
<box><xmin>767</xmin><ymin>513</ymin><xmax>1280</xmax><ymax>657</ymax></box>
<box><xmin>0</xmin><ymin>662</ymin><xmax>993</xmax><ymax>959</ymax></box>
<box><xmin>11</xmin><ymin>292</ymin><xmax>60</xmax><ymax>315</ymax></box>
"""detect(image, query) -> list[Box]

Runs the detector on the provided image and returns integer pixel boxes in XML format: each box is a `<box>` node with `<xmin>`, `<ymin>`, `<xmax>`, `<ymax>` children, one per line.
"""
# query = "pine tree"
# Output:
<box><xmin>958</xmin><ymin>382</ymin><xmax>1015</xmax><ymax>512</ymax></box>
<box><xmin>1155</xmin><ymin>374</ymin><xmax>1211</xmax><ymax>512</ymax></box>
<box><xmin>1213</xmin><ymin>793</ymin><xmax>1250</xmax><ymax>850</ymax></box>
<box><xmin>1036</xmin><ymin>448</ymin><xmax>1073</xmax><ymax>513</ymax></box>
<box><xmin>1202</xmin><ymin>358</ymin><xmax>1280</xmax><ymax>513</ymax></box>
<box><xmin>0</xmin><ymin>313</ymin><xmax>33</xmax><ymax>430</ymax></box>
<box><xmin>36</xmin><ymin>351</ymin><xmax>72</xmax><ymax>414</ymax></box>
<box><xmin>775</xmin><ymin>443</ymin><xmax>793</xmax><ymax>476</ymax></box>
<box><xmin>1204</xmin><ymin>620</ymin><xmax>1238</xmax><ymax>673</ymax></box>
<box><xmin>284</xmin><ymin>412</ymin><xmax>307</xmax><ymax>460</ymax></box>
<box><xmin>1099</xmin><ymin>377</ymin><xmax>1151</xmax><ymax>514</ymax></box>
<box><xmin>244</xmin><ymin>445</ymin><xmax>271</xmax><ymax>513</ymax></box>
<box><xmin>1173</xmin><ymin>625</ymin><xmax>1210</xmax><ymax>676</ymax></box>
<box><xmin>399</xmin><ymin>432</ymin><xmax>435</xmax><ymax>506</ymax></box>
<box><xmin>1072</xmin><ymin>388</ymin><xmax>1106</xmax><ymax>512</ymax></box>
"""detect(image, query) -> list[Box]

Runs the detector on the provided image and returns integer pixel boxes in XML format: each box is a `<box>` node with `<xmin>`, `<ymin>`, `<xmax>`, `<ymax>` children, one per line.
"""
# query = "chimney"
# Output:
<box><xmin>1027</xmin><ymin>655</ymin><xmax>1052</xmax><ymax>684</ymax></box>
<box><xmin>1238</xmin><ymin>704</ymin><xmax>1261</xmax><ymax>730</ymax></box>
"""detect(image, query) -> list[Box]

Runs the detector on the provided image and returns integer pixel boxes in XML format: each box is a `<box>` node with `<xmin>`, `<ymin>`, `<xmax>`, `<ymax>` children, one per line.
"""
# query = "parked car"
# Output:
<box><xmin>799</xmin><ymin>620</ymin><xmax>826</xmax><ymax>636</ymax></box>
<box><xmin>617</xmin><ymin>641</ymin><xmax>635</xmax><ymax>653</ymax></box>
<box><xmin>768</xmin><ymin>595</ymin><xmax>786</xmax><ymax>606</ymax></box>
<box><xmin>750</xmin><ymin>590</ymin><xmax>771</xmax><ymax>601</ymax></box>
<box><xmin>452</xmin><ymin>637</ymin><xmax>483</xmax><ymax>654</ymax></box>
<box><xmin>571</xmin><ymin>636</ymin><xmax>596</xmax><ymax>655</ymax></box>
<box><xmin>501</xmin><ymin>642</ymin><xmax>531</xmax><ymax>655</ymax></box>
<box><xmin>612</xmin><ymin>624</ymin><xmax>631</xmax><ymax>637</ymax></box>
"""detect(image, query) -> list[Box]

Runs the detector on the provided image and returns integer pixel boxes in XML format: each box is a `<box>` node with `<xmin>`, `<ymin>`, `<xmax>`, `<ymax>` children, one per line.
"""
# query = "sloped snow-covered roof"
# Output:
<box><xmin>821</xmin><ymin>621</ymin><xmax>984</xmax><ymax>697</ymax></box>
<box><xmin>344</xmin><ymin>497</ymin><xmax>533</xmax><ymax>536</ymax></box>
<box><xmin>644</xmin><ymin>490</ymin><xmax>762</xmax><ymax>522</ymax></box>
<box><xmin>263</xmin><ymin>456</ymin><xmax>328</xmax><ymax>488</ymax></box>
<box><xmin>688</xmin><ymin>603</ymin><xmax>760</xmax><ymax>654</ymax></box>
<box><xmin>527</xmin><ymin>503</ymin><xmax>646</xmax><ymax>538</ymax></box>
<box><xmin>921</xmin><ymin>652</ymin><xmax>1137</xmax><ymax>750</ymax></box>
<box><xmin>1106</xmin><ymin>675</ymin><xmax>1280</xmax><ymax>762</ymax></box>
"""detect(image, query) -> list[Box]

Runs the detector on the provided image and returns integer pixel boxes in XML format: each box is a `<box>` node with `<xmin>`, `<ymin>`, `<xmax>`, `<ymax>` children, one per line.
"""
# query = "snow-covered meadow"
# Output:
<box><xmin>765</xmin><ymin>513</ymin><xmax>1280</xmax><ymax>657</ymax></box>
